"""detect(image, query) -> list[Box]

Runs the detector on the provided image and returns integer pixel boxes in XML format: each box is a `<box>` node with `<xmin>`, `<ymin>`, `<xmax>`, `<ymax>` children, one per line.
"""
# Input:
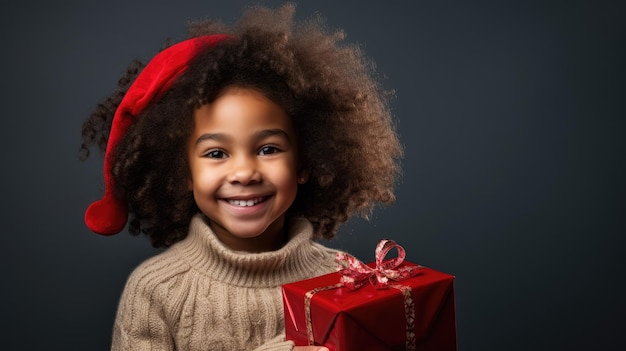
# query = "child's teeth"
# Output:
<box><xmin>229</xmin><ymin>198</ymin><xmax>262</xmax><ymax>207</ymax></box>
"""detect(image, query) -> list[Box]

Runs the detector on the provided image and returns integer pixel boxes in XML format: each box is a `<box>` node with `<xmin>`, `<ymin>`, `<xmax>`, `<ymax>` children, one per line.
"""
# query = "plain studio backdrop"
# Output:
<box><xmin>1</xmin><ymin>1</ymin><xmax>624</xmax><ymax>350</ymax></box>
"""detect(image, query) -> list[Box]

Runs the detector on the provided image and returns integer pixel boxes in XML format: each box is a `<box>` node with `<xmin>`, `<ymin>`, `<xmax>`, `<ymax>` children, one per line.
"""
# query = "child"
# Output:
<box><xmin>80</xmin><ymin>4</ymin><xmax>402</xmax><ymax>351</ymax></box>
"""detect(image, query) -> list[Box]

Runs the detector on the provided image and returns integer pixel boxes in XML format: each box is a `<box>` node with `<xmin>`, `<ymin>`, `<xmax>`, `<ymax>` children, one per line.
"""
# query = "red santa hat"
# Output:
<box><xmin>85</xmin><ymin>34</ymin><xmax>230</xmax><ymax>235</ymax></box>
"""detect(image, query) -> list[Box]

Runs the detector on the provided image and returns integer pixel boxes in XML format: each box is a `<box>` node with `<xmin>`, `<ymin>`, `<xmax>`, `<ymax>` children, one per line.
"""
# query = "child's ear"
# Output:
<box><xmin>297</xmin><ymin>168</ymin><xmax>309</xmax><ymax>184</ymax></box>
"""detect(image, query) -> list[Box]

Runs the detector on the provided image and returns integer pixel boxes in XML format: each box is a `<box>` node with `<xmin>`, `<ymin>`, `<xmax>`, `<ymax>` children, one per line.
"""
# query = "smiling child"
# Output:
<box><xmin>81</xmin><ymin>4</ymin><xmax>402</xmax><ymax>350</ymax></box>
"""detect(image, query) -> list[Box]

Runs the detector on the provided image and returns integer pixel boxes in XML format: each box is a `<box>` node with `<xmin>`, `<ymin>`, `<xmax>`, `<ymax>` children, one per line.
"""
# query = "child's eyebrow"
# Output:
<box><xmin>194</xmin><ymin>133</ymin><xmax>228</xmax><ymax>145</ymax></box>
<box><xmin>255</xmin><ymin>129</ymin><xmax>291</xmax><ymax>142</ymax></box>
<box><xmin>194</xmin><ymin>129</ymin><xmax>291</xmax><ymax>145</ymax></box>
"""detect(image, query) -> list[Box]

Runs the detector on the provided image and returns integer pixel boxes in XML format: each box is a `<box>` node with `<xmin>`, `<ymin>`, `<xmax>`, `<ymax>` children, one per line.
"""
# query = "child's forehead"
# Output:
<box><xmin>192</xmin><ymin>89</ymin><xmax>295</xmax><ymax>136</ymax></box>
<box><xmin>204</xmin><ymin>86</ymin><xmax>285</xmax><ymax>113</ymax></box>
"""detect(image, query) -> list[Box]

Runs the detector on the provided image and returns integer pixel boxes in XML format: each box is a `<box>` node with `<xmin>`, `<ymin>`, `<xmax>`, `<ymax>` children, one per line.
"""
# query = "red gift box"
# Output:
<box><xmin>282</xmin><ymin>240</ymin><xmax>457</xmax><ymax>351</ymax></box>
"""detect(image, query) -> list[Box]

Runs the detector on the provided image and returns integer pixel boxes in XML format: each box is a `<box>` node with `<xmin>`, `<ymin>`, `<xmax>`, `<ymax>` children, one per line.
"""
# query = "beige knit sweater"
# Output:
<box><xmin>111</xmin><ymin>214</ymin><xmax>339</xmax><ymax>351</ymax></box>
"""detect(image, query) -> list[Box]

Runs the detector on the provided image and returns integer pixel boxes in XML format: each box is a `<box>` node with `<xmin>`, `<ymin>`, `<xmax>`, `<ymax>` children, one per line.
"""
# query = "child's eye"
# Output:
<box><xmin>203</xmin><ymin>149</ymin><xmax>227</xmax><ymax>159</ymax></box>
<box><xmin>258</xmin><ymin>145</ymin><xmax>280</xmax><ymax>155</ymax></box>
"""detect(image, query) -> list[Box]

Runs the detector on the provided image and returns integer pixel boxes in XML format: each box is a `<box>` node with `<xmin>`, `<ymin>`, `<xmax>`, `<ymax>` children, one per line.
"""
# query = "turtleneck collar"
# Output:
<box><xmin>172</xmin><ymin>214</ymin><xmax>331</xmax><ymax>288</ymax></box>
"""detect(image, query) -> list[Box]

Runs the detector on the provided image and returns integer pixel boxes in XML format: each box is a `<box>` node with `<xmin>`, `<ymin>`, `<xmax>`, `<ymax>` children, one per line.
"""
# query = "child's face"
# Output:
<box><xmin>187</xmin><ymin>87</ymin><xmax>301</xmax><ymax>252</ymax></box>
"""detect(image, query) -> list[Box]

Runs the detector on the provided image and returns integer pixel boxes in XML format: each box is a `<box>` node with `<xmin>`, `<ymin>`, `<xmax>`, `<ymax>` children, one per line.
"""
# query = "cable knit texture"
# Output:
<box><xmin>111</xmin><ymin>214</ymin><xmax>339</xmax><ymax>351</ymax></box>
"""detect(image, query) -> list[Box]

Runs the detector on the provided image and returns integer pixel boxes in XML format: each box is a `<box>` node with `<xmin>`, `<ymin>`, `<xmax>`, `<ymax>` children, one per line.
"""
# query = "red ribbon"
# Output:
<box><xmin>336</xmin><ymin>239</ymin><xmax>422</xmax><ymax>290</ymax></box>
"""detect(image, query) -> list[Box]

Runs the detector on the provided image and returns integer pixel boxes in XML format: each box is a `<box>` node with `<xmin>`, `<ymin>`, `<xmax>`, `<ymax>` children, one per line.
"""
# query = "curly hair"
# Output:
<box><xmin>80</xmin><ymin>3</ymin><xmax>403</xmax><ymax>247</ymax></box>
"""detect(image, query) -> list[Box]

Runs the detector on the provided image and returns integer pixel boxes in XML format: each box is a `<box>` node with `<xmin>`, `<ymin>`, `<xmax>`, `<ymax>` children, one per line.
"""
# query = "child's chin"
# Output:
<box><xmin>221</xmin><ymin>221</ymin><xmax>271</xmax><ymax>238</ymax></box>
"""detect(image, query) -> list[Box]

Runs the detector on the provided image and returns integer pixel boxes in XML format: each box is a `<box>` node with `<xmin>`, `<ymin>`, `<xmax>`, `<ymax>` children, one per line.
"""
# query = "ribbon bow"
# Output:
<box><xmin>336</xmin><ymin>239</ymin><xmax>422</xmax><ymax>290</ymax></box>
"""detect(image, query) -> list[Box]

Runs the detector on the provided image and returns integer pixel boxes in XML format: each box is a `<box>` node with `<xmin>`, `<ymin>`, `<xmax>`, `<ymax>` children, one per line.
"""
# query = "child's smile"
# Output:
<box><xmin>187</xmin><ymin>86</ymin><xmax>303</xmax><ymax>252</ymax></box>
<box><xmin>221</xmin><ymin>194</ymin><xmax>272</xmax><ymax>214</ymax></box>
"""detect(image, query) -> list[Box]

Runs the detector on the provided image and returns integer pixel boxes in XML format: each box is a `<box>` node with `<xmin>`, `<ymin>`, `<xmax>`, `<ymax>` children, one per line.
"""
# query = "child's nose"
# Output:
<box><xmin>227</xmin><ymin>155</ymin><xmax>261</xmax><ymax>185</ymax></box>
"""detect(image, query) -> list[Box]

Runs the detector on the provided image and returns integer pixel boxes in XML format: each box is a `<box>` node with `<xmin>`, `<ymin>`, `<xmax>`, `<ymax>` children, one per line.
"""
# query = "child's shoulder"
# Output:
<box><xmin>309</xmin><ymin>241</ymin><xmax>345</xmax><ymax>274</ymax></box>
<box><xmin>122</xmin><ymin>247</ymin><xmax>192</xmax><ymax>294</ymax></box>
<box><xmin>311</xmin><ymin>241</ymin><xmax>341</xmax><ymax>258</ymax></box>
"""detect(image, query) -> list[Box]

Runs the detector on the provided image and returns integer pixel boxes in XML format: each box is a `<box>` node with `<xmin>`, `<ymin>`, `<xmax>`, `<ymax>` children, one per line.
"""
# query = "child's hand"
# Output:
<box><xmin>293</xmin><ymin>346</ymin><xmax>329</xmax><ymax>351</ymax></box>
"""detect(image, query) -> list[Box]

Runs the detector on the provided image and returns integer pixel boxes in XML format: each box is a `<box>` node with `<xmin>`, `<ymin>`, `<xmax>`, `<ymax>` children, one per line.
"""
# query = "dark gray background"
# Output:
<box><xmin>2</xmin><ymin>0</ymin><xmax>624</xmax><ymax>350</ymax></box>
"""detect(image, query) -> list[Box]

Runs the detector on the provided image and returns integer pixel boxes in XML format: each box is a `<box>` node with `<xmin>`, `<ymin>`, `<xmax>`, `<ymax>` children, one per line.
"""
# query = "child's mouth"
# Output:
<box><xmin>226</xmin><ymin>197</ymin><xmax>266</xmax><ymax>207</ymax></box>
